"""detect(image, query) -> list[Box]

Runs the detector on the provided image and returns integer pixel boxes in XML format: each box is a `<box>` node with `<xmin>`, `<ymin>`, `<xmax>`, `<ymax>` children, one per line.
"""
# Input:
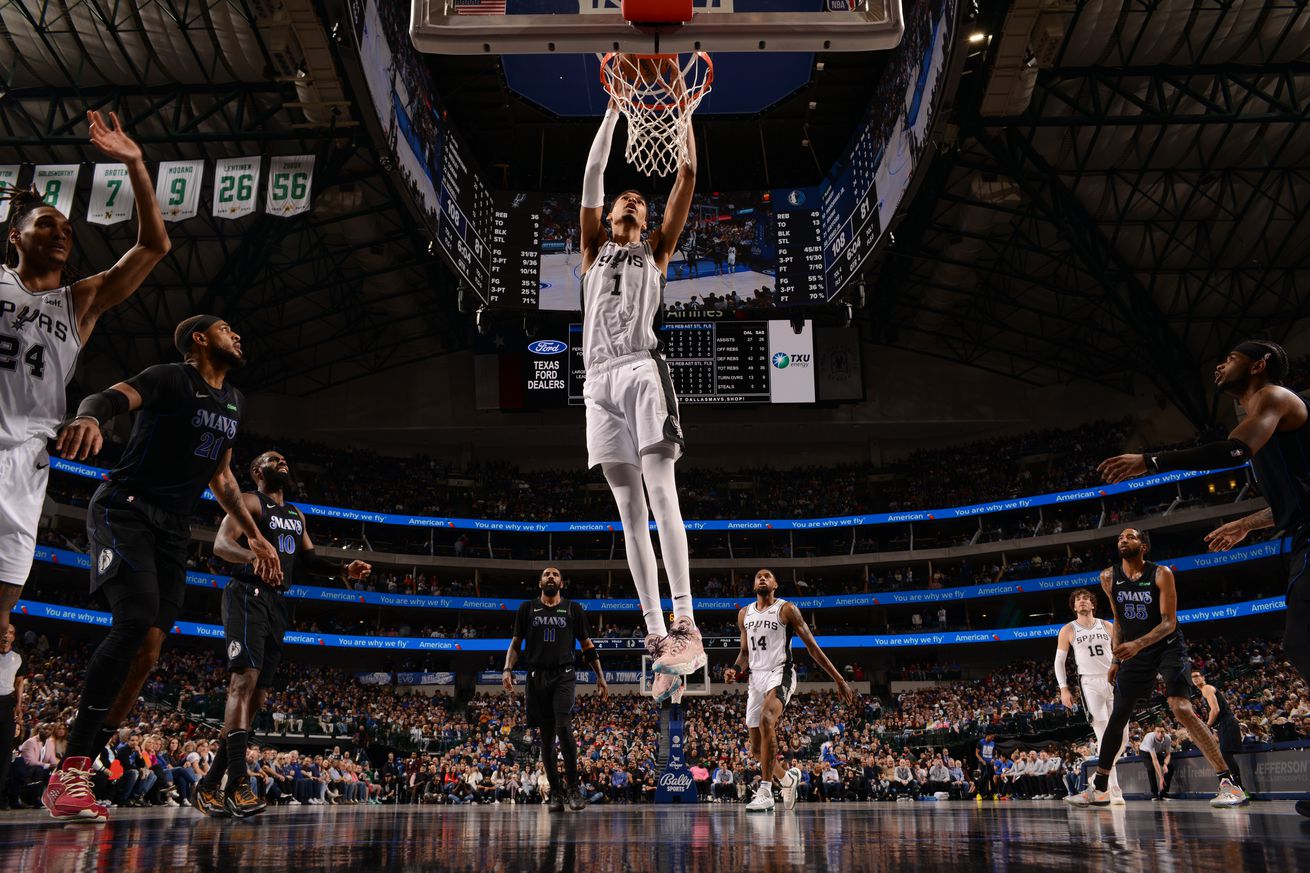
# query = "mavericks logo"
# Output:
<box><xmin>228</xmin><ymin>640</ymin><xmax>242</xmax><ymax>660</ymax></box>
<box><xmin>528</xmin><ymin>340</ymin><xmax>567</xmax><ymax>355</ymax></box>
<box><xmin>97</xmin><ymin>548</ymin><xmax>114</xmax><ymax>574</ymax></box>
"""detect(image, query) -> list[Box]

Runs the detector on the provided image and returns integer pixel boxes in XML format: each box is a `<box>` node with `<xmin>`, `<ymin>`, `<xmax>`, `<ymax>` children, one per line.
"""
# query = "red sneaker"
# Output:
<box><xmin>42</xmin><ymin>757</ymin><xmax>107</xmax><ymax>822</ymax></box>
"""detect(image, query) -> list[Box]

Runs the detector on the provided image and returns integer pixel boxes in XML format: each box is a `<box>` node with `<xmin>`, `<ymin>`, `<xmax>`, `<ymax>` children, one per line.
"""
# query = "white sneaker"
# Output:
<box><xmin>288</xmin><ymin>798</ymin><xmax>301</xmax><ymax>805</ymax></box>
<box><xmin>162</xmin><ymin>798</ymin><xmax>179</xmax><ymax>807</ymax></box>
<box><xmin>1210</xmin><ymin>779</ymin><xmax>1249</xmax><ymax>808</ymax></box>
<box><xmin>745</xmin><ymin>788</ymin><xmax>775</xmax><ymax>813</ymax></box>
<box><xmin>1063</xmin><ymin>785</ymin><xmax>1110</xmax><ymax>808</ymax></box>
<box><xmin>1109</xmin><ymin>788</ymin><xmax>1126</xmax><ymax>806</ymax></box>
<box><xmin>780</xmin><ymin>768</ymin><xmax>802</xmax><ymax>811</ymax></box>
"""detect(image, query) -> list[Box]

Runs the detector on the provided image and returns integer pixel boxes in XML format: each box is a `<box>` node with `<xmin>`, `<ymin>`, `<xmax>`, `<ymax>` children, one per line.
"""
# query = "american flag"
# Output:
<box><xmin>454</xmin><ymin>0</ymin><xmax>506</xmax><ymax>14</ymax></box>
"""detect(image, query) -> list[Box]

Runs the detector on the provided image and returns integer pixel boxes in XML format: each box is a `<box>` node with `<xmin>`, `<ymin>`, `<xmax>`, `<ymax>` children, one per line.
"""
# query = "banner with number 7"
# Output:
<box><xmin>213</xmin><ymin>156</ymin><xmax>262</xmax><ymax>220</ymax></box>
<box><xmin>0</xmin><ymin>166</ymin><xmax>19</xmax><ymax>223</ymax></box>
<box><xmin>31</xmin><ymin>165</ymin><xmax>80</xmax><ymax>220</ymax></box>
<box><xmin>87</xmin><ymin>163</ymin><xmax>136</xmax><ymax>226</ymax></box>
<box><xmin>266</xmin><ymin>155</ymin><xmax>315</xmax><ymax>218</ymax></box>
<box><xmin>155</xmin><ymin>160</ymin><xmax>204</xmax><ymax>222</ymax></box>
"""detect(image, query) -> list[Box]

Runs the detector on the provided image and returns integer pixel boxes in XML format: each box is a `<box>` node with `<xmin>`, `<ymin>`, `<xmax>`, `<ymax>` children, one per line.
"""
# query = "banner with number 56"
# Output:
<box><xmin>266</xmin><ymin>155</ymin><xmax>315</xmax><ymax>218</ymax></box>
<box><xmin>212</xmin><ymin>156</ymin><xmax>262</xmax><ymax>220</ymax></box>
<box><xmin>155</xmin><ymin>160</ymin><xmax>204</xmax><ymax>222</ymax></box>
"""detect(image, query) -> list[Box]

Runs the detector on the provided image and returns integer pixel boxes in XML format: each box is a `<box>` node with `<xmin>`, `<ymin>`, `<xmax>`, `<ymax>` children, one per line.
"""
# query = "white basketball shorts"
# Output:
<box><xmin>0</xmin><ymin>437</ymin><xmax>50</xmax><ymax>587</ymax></box>
<box><xmin>1081</xmin><ymin>674</ymin><xmax>1114</xmax><ymax>724</ymax></box>
<box><xmin>584</xmin><ymin>351</ymin><xmax>685</xmax><ymax>468</ymax></box>
<box><xmin>745</xmin><ymin>664</ymin><xmax>798</xmax><ymax>729</ymax></box>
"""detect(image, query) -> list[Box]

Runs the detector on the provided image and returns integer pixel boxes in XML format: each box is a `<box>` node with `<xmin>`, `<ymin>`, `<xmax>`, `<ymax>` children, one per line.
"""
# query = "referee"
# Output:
<box><xmin>0</xmin><ymin>626</ymin><xmax>25</xmax><ymax>809</ymax></box>
<box><xmin>503</xmin><ymin>567</ymin><xmax>608</xmax><ymax>813</ymax></box>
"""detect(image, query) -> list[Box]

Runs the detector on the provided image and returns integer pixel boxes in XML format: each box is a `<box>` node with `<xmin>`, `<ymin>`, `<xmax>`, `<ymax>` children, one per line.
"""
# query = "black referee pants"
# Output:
<box><xmin>0</xmin><ymin>694</ymin><xmax>14</xmax><ymax>805</ymax></box>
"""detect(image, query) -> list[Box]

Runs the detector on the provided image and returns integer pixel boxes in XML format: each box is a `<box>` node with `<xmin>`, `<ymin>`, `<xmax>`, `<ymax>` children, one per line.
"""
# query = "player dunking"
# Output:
<box><xmin>41</xmin><ymin>315</ymin><xmax>279</xmax><ymax>822</ymax></box>
<box><xmin>503</xmin><ymin>567</ymin><xmax>608</xmax><ymax>812</ymax></box>
<box><xmin>1065</xmin><ymin>528</ymin><xmax>1246</xmax><ymax>809</ymax></box>
<box><xmin>579</xmin><ymin>85</ymin><xmax>703</xmax><ymax>702</ymax></box>
<box><xmin>0</xmin><ymin>111</ymin><xmax>170</xmax><ymax>645</ymax></box>
<box><xmin>192</xmin><ymin>450</ymin><xmax>371</xmax><ymax>819</ymax></box>
<box><xmin>1098</xmin><ymin>340</ymin><xmax>1310</xmax><ymax>815</ymax></box>
<box><xmin>1054</xmin><ymin>588</ymin><xmax>1125</xmax><ymax>804</ymax></box>
<box><xmin>724</xmin><ymin>569</ymin><xmax>855</xmax><ymax>812</ymax></box>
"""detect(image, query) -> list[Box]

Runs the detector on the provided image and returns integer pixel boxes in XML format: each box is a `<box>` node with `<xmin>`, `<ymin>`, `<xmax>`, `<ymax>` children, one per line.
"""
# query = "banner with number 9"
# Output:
<box><xmin>154</xmin><ymin>160</ymin><xmax>204</xmax><ymax>222</ymax></box>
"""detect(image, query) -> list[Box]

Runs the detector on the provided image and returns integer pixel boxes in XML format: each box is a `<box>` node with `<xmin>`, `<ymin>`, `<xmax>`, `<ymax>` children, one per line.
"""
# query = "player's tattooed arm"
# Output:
<box><xmin>1101</xmin><ymin>568</ymin><xmax>1123</xmax><ymax>681</ymax></box>
<box><xmin>724</xmin><ymin>606</ymin><xmax>749</xmax><ymax>682</ymax></box>
<box><xmin>1204</xmin><ymin>507</ymin><xmax>1274</xmax><ymax>552</ymax></box>
<box><xmin>214</xmin><ymin>492</ymin><xmax>265</xmax><ymax>564</ymax></box>
<box><xmin>783</xmin><ymin>602</ymin><xmax>856</xmax><ymax>705</ymax></box>
<box><xmin>211</xmin><ymin>450</ymin><xmax>281</xmax><ymax>584</ymax></box>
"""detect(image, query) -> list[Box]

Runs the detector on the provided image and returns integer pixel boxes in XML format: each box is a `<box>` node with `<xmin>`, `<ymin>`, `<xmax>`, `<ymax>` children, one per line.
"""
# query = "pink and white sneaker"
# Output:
<box><xmin>42</xmin><ymin>757</ymin><xmax>108</xmax><ymax>822</ymax></box>
<box><xmin>644</xmin><ymin>633</ymin><xmax>666</xmax><ymax>659</ymax></box>
<box><xmin>654</xmin><ymin>617</ymin><xmax>707</xmax><ymax>676</ymax></box>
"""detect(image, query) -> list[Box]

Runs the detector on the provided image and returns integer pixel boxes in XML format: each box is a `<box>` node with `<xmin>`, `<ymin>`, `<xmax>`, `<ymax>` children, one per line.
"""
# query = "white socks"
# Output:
<box><xmin>641</xmin><ymin>449</ymin><xmax>693</xmax><ymax>624</ymax></box>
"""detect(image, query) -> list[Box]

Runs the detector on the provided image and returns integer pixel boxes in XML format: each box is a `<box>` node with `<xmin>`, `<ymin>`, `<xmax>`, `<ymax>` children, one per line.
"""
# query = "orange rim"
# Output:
<box><xmin>599</xmin><ymin>52</ymin><xmax>714</xmax><ymax>112</ymax></box>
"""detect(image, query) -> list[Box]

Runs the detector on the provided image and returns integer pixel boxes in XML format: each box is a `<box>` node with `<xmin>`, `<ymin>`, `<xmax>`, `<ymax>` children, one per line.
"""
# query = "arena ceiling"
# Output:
<box><xmin>2</xmin><ymin>0</ymin><xmax>1308</xmax><ymax>421</ymax></box>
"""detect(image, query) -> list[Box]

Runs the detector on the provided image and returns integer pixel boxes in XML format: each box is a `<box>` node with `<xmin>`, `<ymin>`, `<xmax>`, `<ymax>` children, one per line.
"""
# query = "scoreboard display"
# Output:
<box><xmin>514</xmin><ymin>318</ymin><xmax>817</xmax><ymax>408</ymax></box>
<box><xmin>772</xmin><ymin>186</ymin><xmax>827</xmax><ymax>305</ymax></box>
<box><xmin>820</xmin><ymin>128</ymin><xmax>882</xmax><ymax>299</ymax></box>
<box><xmin>487</xmin><ymin>191</ymin><xmax>543</xmax><ymax>308</ymax></box>
<box><xmin>435</xmin><ymin>126</ymin><xmax>493</xmax><ymax>297</ymax></box>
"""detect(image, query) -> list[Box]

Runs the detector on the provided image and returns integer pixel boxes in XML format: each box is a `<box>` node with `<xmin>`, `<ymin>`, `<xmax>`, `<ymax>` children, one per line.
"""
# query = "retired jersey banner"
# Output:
<box><xmin>212</xmin><ymin>156</ymin><xmax>262</xmax><ymax>219</ymax></box>
<box><xmin>31</xmin><ymin>164</ymin><xmax>80</xmax><ymax>218</ymax></box>
<box><xmin>86</xmin><ymin>163</ymin><xmax>136</xmax><ymax>225</ymax></box>
<box><xmin>155</xmin><ymin>160</ymin><xmax>204</xmax><ymax>222</ymax></box>
<box><xmin>266</xmin><ymin>155</ymin><xmax>314</xmax><ymax>217</ymax></box>
<box><xmin>0</xmin><ymin>166</ymin><xmax>20</xmax><ymax>222</ymax></box>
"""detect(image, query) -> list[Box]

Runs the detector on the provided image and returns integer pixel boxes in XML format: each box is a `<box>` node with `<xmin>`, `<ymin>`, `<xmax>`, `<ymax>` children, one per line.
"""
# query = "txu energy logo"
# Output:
<box><xmin>772</xmin><ymin>352</ymin><xmax>811</xmax><ymax>369</ymax></box>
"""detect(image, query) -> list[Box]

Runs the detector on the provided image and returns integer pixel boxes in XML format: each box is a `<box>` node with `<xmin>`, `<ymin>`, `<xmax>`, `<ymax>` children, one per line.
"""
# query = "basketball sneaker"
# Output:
<box><xmin>192</xmin><ymin>785</ymin><xmax>232</xmax><ymax>818</ymax></box>
<box><xmin>566</xmin><ymin>786</ymin><xmax>587</xmax><ymax>812</ymax></box>
<box><xmin>780</xmin><ymin>768</ymin><xmax>802</xmax><ymax>811</ymax></box>
<box><xmin>745</xmin><ymin>785</ymin><xmax>775</xmax><ymax>812</ymax></box>
<box><xmin>652</xmin><ymin>671</ymin><xmax>685</xmax><ymax>704</ymax></box>
<box><xmin>1063</xmin><ymin>785</ymin><xmax>1110</xmax><ymax>808</ymax></box>
<box><xmin>1209</xmin><ymin>778</ymin><xmax>1248</xmax><ymax>808</ymax></box>
<box><xmin>41</xmin><ymin>757</ymin><xmax>106</xmax><ymax>822</ymax></box>
<box><xmin>654</xmin><ymin>617</ymin><xmax>707</xmax><ymax>676</ymax></box>
<box><xmin>644</xmin><ymin>633</ymin><xmax>666</xmax><ymax>659</ymax></box>
<box><xmin>547</xmin><ymin>793</ymin><xmax>565</xmax><ymax>813</ymax></box>
<box><xmin>1296</xmin><ymin>800</ymin><xmax>1310</xmax><ymax>817</ymax></box>
<box><xmin>1109</xmin><ymin>787</ymin><xmax>1126</xmax><ymax>806</ymax></box>
<box><xmin>224</xmin><ymin>784</ymin><xmax>268</xmax><ymax>818</ymax></box>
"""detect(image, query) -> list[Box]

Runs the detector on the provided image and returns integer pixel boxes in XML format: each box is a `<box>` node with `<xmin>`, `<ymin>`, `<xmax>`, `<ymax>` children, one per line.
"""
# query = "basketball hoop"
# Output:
<box><xmin>600</xmin><ymin>51</ymin><xmax>713</xmax><ymax>177</ymax></box>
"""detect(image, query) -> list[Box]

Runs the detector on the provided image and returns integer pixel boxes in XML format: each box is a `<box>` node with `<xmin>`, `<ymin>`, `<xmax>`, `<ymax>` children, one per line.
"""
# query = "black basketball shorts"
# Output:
<box><xmin>525</xmin><ymin>667</ymin><xmax>577</xmax><ymax>729</ymax></box>
<box><xmin>1114</xmin><ymin>634</ymin><xmax>1193</xmax><ymax>702</ymax></box>
<box><xmin>86</xmin><ymin>485</ymin><xmax>190</xmax><ymax>631</ymax></box>
<box><xmin>222</xmin><ymin>578</ymin><xmax>289</xmax><ymax>688</ymax></box>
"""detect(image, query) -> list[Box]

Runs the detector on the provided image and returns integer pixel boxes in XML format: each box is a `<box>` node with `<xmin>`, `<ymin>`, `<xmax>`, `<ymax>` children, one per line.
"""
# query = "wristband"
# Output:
<box><xmin>73</xmin><ymin>388</ymin><xmax>129</xmax><ymax>427</ymax></box>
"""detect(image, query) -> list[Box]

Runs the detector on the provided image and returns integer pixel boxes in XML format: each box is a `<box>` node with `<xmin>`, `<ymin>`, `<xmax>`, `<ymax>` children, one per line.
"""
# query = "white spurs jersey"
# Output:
<box><xmin>1068</xmin><ymin>618</ymin><xmax>1114</xmax><ymax>677</ymax></box>
<box><xmin>744</xmin><ymin>598</ymin><xmax>793</xmax><ymax>674</ymax></box>
<box><xmin>0</xmin><ymin>265</ymin><xmax>81</xmax><ymax>449</ymax></box>
<box><xmin>581</xmin><ymin>240</ymin><xmax>664</xmax><ymax>369</ymax></box>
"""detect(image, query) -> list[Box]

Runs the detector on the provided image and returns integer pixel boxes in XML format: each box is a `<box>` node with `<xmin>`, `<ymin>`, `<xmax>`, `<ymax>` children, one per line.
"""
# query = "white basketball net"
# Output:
<box><xmin>601</xmin><ymin>52</ymin><xmax>713</xmax><ymax>177</ymax></box>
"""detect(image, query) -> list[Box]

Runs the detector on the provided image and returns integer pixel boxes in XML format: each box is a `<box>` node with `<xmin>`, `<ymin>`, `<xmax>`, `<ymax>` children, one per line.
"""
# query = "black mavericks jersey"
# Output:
<box><xmin>236</xmin><ymin>492</ymin><xmax>305</xmax><ymax>587</ymax></box>
<box><xmin>1249</xmin><ymin>394</ymin><xmax>1310</xmax><ymax>543</ymax></box>
<box><xmin>1111</xmin><ymin>560</ymin><xmax>1180</xmax><ymax>648</ymax></box>
<box><xmin>512</xmin><ymin>598</ymin><xmax>588</xmax><ymax>669</ymax></box>
<box><xmin>105</xmin><ymin>363</ymin><xmax>245</xmax><ymax>514</ymax></box>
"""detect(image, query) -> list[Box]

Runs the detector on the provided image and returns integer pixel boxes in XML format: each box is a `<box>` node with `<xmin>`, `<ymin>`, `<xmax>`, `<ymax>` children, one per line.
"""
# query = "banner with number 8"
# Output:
<box><xmin>212</xmin><ymin>156</ymin><xmax>262</xmax><ymax>220</ymax></box>
<box><xmin>155</xmin><ymin>160</ymin><xmax>204</xmax><ymax>222</ymax></box>
<box><xmin>266</xmin><ymin>155</ymin><xmax>315</xmax><ymax>218</ymax></box>
<box><xmin>86</xmin><ymin>163</ymin><xmax>136</xmax><ymax>226</ymax></box>
<box><xmin>31</xmin><ymin>165</ymin><xmax>80</xmax><ymax>219</ymax></box>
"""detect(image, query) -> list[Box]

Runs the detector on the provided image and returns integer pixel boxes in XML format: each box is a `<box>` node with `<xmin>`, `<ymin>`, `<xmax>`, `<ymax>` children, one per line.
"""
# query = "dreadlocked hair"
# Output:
<box><xmin>2</xmin><ymin>186</ymin><xmax>83</xmax><ymax>287</ymax></box>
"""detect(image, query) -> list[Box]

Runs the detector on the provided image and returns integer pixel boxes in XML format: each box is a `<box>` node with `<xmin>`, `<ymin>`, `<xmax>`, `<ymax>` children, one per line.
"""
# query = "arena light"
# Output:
<box><xmin>968</xmin><ymin>32</ymin><xmax>987</xmax><ymax>43</ymax></box>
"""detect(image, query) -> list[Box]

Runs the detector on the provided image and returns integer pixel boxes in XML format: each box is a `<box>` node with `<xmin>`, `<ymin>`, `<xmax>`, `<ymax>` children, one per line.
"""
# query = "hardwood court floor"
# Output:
<box><xmin>2</xmin><ymin>800</ymin><xmax>1306</xmax><ymax>872</ymax></box>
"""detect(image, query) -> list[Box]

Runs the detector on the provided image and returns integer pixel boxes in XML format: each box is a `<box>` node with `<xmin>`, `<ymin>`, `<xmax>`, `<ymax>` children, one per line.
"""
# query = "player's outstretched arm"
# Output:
<box><xmin>72</xmin><ymin>111</ymin><xmax>171</xmax><ymax>339</ymax></box>
<box><xmin>580</xmin><ymin>99</ymin><xmax>619</xmax><ymax>274</ymax></box>
<box><xmin>1204</xmin><ymin>507</ymin><xmax>1274</xmax><ymax>552</ymax></box>
<box><xmin>782</xmin><ymin>602</ymin><xmax>855</xmax><ymax>704</ymax></box>
<box><xmin>502</xmin><ymin>639</ymin><xmax>521</xmax><ymax>692</ymax></box>
<box><xmin>210</xmin><ymin>450</ymin><xmax>281</xmax><ymax>584</ymax></box>
<box><xmin>1054</xmin><ymin>624</ymin><xmax>1074</xmax><ymax>709</ymax></box>
<box><xmin>723</xmin><ymin>606</ymin><xmax>749</xmax><ymax>683</ymax></box>
<box><xmin>649</xmin><ymin>123</ymin><xmax>696</xmax><ymax>265</ymax></box>
<box><xmin>55</xmin><ymin>379</ymin><xmax>142</xmax><ymax>460</ymax></box>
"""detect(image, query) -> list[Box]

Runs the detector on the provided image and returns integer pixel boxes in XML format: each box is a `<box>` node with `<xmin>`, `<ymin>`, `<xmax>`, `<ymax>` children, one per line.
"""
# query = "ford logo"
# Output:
<box><xmin>528</xmin><ymin>340</ymin><xmax>567</xmax><ymax>355</ymax></box>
